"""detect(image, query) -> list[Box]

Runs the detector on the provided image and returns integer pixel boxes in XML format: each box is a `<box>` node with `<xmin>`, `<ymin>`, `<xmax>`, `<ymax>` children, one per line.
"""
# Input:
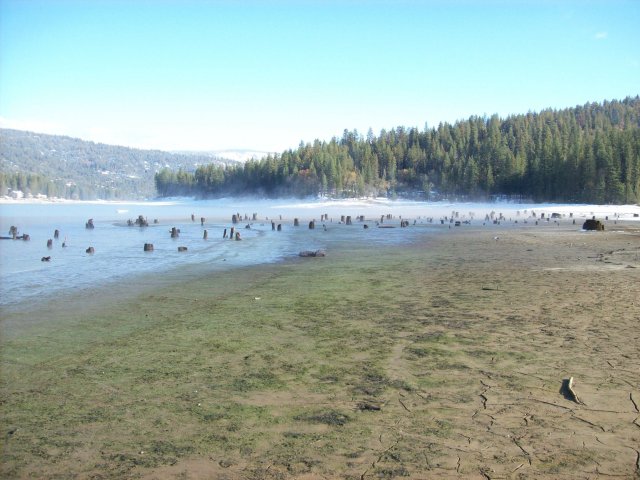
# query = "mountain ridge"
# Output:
<box><xmin>0</xmin><ymin>128</ymin><xmax>239</xmax><ymax>200</ymax></box>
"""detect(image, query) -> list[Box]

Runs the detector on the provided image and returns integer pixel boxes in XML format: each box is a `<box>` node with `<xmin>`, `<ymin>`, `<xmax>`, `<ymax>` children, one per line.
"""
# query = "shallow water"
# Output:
<box><xmin>1</xmin><ymin>197</ymin><xmax>638</xmax><ymax>312</ymax></box>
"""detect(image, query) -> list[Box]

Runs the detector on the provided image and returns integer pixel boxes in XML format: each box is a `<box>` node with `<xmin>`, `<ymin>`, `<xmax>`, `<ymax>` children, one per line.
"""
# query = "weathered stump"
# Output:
<box><xmin>560</xmin><ymin>377</ymin><xmax>584</xmax><ymax>404</ymax></box>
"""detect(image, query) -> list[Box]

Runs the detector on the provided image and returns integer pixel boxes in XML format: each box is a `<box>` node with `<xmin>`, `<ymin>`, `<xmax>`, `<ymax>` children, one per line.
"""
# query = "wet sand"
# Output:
<box><xmin>1</xmin><ymin>219</ymin><xmax>639</xmax><ymax>479</ymax></box>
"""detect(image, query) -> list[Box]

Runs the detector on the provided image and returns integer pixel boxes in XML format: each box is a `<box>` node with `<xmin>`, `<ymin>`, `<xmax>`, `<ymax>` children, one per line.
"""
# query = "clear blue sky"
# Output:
<box><xmin>1</xmin><ymin>0</ymin><xmax>638</xmax><ymax>152</ymax></box>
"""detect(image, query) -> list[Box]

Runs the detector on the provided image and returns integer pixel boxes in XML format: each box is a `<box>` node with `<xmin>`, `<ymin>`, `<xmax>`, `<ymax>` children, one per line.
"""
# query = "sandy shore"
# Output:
<box><xmin>2</xmin><ymin>220</ymin><xmax>640</xmax><ymax>479</ymax></box>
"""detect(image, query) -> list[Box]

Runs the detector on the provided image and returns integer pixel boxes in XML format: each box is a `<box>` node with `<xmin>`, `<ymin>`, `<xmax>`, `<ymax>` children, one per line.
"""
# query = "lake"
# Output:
<box><xmin>1</xmin><ymin>197</ymin><xmax>638</xmax><ymax>312</ymax></box>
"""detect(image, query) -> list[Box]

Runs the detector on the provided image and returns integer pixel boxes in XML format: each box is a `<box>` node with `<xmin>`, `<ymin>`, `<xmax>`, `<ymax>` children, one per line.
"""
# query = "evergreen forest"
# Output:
<box><xmin>156</xmin><ymin>97</ymin><xmax>640</xmax><ymax>204</ymax></box>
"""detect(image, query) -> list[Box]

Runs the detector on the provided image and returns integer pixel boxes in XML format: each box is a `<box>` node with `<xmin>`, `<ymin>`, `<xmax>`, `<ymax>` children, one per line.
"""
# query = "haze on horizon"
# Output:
<box><xmin>1</xmin><ymin>0</ymin><xmax>638</xmax><ymax>154</ymax></box>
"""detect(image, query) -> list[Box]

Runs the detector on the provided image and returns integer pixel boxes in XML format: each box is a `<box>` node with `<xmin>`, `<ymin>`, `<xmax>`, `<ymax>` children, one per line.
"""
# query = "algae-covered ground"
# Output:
<box><xmin>2</xmin><ymin>223</ymin><xmax>640</xmax><ymax>479</ymax></box>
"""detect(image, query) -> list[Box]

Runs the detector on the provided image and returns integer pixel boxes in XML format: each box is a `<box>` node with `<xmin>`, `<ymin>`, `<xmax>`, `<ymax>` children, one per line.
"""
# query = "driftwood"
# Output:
<box><xmin>357</xmin><ymin>402</ymin><xmax>381</xmax><ymax>411</ymax></box>
<box><xmin>561</xmin><ymin>377</ymin><xmax>584</xmax><ymax>405</ymax></box>
<box><xmin>299</xmin><ymin>249</ymin><xmax>326</xmax><ymax>258</ymax></box>
<box><xmin>1</xmin><ymin>234</ymin><xmax>30</xmax><ymax>240</ymax></box>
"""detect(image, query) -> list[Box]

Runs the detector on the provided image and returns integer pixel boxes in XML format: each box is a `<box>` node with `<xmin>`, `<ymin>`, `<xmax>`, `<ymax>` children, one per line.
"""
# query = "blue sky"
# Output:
<box><xmin>1</xmin><ymin>0</ymin><xmax>638</xmax><ymax>152</ymax></box>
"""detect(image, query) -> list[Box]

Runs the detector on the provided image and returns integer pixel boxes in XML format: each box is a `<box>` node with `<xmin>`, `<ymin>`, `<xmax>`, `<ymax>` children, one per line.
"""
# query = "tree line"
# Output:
<box><xmin>156</xmin><ymin>97</ymin><xmax>640</xmax><ymax>204</ymax></box>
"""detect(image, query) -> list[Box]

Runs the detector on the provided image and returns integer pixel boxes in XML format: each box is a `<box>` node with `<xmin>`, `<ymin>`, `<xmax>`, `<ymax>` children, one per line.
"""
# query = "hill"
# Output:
<box><xmin>155</xmin><ymin>97</ymin><xmax>640</xmax><ymax>204</ymax></box>
<box><xmin>0</xmin><ymin>129</ymin><xmax>236</xmax><ymax>200</ymax></box>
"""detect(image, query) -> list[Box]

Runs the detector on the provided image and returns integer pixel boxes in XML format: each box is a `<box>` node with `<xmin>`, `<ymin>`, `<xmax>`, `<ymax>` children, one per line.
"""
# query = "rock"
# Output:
<box><xmin>583</xmin><ymin>219</ymin><xmax>605</xmax><ymax>231</ymax></box>
<box><xmin>178</xmin><ymin>246</ymin><xmax>188</xmax><ymax>252</ymax></box>
<box><xmin>144</xmin><ymin>243</ymin><xmax>154</xmax><ymax>252</ymax></box>
<box><xmin>86</xmin><ymin>246</ymin><xmax>95</xmax><ymax>254</ymax></box>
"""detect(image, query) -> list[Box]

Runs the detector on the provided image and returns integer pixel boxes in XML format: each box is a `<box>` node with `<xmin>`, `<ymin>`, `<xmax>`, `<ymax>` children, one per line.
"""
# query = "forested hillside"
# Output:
<box><xmin>156</xmin><ymin>97</ymin><xmax>640</xmax><ymax>204</ymax></box>
<box><xmin>0</xmin><ymin>129</ymin><xmax>233</xmax><ymax>200</ymax></box>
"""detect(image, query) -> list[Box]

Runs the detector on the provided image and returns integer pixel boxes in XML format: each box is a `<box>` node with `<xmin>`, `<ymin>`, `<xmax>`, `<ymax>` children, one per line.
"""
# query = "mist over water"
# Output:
<box><xmin>1</xmin><ymin>197</ymin><xmax>638</xmax><ymax>311</ymax></box>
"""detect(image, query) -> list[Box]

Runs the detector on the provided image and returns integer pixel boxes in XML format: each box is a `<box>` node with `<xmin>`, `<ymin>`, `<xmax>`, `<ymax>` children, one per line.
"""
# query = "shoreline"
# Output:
<box><xmin>2</xmin><ymin>218</ymin><xmax>639</xmax><ymax>332</ymax></box>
